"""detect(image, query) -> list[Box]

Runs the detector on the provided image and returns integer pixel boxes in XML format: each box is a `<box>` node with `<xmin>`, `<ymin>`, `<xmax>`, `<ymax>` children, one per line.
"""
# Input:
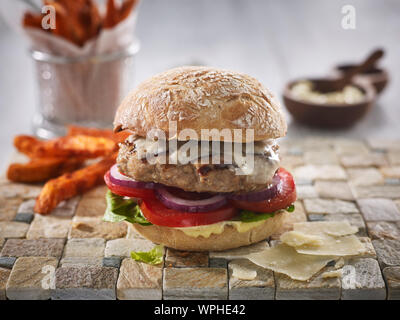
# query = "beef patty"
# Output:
<box><xmin>117</xmin><ymin>141</ymin><xmax>280</xmax><ymax>193</ymax></box>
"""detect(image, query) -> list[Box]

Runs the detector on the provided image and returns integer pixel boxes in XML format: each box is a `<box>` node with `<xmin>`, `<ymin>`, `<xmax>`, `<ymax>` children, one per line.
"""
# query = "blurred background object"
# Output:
<box><xmin>283</xmin><ymin>49</ymin><xmax>385</xmax><ymax>128</ymax></box>
<box><xmin>1</xmin><ymin>0</ymin><xmax>140</xmax><ymax>139</ymax></box>
<box><xmin>0</xmin><ymin>0</ymin><xmax>399</xmax><ymax>170</ymax></box>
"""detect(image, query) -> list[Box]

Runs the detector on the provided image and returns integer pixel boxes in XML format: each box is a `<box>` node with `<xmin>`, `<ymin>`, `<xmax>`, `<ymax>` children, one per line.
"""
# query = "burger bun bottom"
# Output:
<box><xmin>132</xmin><ymin>209</ymin><xmax>302</xmax><ymax>251</ymax></box>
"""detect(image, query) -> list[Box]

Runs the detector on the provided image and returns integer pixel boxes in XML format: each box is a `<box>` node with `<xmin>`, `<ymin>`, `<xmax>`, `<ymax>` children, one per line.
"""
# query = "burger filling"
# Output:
<box><xmin>103</xmin><ymin>135</ymin><xmax>297</xmax><ymax>235</ymax></box>
<box><xmin>117</xmin><ymin>136</ymin><xmax>280</xmax><ymax>193</ymax></box>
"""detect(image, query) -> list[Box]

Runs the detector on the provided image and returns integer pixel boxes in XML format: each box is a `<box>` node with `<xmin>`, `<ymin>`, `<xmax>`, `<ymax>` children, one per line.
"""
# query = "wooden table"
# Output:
<box><xmin>0</xmin><ymin>0</ymin><xmax>399</xmax><ymax>171</ymax></box>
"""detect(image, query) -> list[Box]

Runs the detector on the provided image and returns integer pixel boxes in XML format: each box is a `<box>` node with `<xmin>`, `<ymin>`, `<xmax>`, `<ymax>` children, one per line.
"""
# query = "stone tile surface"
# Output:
<box><xmin>0</xmin><ymin>221</ymin><xmax>29</xmax><ymax>238</ymax></box>
<box><xmin>228</xmin><ymin>259</ymin><xmax>274</xmax><ymax>300</ymax></box>
<box><xmin>17</xmin><ymin>199</ymin><xmax>36</xmax><ymax>214</ymax></box>
<box><xmin>323</xmin><ymin>213</ymin><xmax>367</xmax><ymax>236</ymax></box>
<box><xmin>50</xmin><ymin>197</ymin><xmax>80</xmax><ymax>218</ymax></box>
<box><xmin>296</xmin><ymin>185</ymin><xmax>318</xmax><ymax>199</ymax></box>
<box><xmin>117</xmin><ymin>259</ymin><xmax>162</xmax><ymax>300</ymax></box>
<box><xmin>75</xmin><ymin>196</ymin><xmax>106</xmax><ymax>217</ymax></box>
<box><xmin>63</xmin><ymin>238</ymin><xmax>105</xmax><ymax>258</ymax></box>
<box><xmin>0</xmin><ymin>256</ymin><xmax>16</xmax><ymax>269</ymax></box>
<box><xmin>0</xmin><ymin>198</ymin><xmax>23</xmax><ymax>221</ymax></box>
<box><xmin>60</xmin><ymin>257</ymin><xmax>103</xmax><ymax>267</ymax></box>
<box><xmin>210</xmin><ymin>241</ymin><xmax>268</xmax><ymax>260</ymax></box>
<box><xmin>275</xmin><ymin>268</ymin><xmax>341</xmax><ymax>300</ymax></box>
<box><xmin>340</xmin><ymin>153</ymin><xmax>388</xmax><ymax>168</ymax></box>
<box><xmin>280</xmin><ymin>155</ymin><xmax>304</xmax><ymax>171</ymax></box>
<box><xmin>165</xmin><ymin>249</ymin><xmax>209</xmax><ymax>268</ymax></box>
<box><xmin>6</xmin><ymin>257</ymin><xmax>58</xmax><ymax>300</ymax></box>
<box><xmin>367</xmin><ymin>139</ymin><xmax>400</xmax><ymax>151</ymax></box>
<box><xmin>333</xmin><ymin>139</ymin><xmax>369</xmax><ymax>155</ymax></box>
<box><xmin>388</xmin><ymin>151</ymin><xmax>400</xmax><ymax>166</ymax></box>
<box><xmin>53</xmin><ymin>266</ymin><xmax>118</xmax><ymax>300</ymax></box>
<box><xmin>373</xmin><ymin>240</ymin><xmax>400</xmax><ymax>268</ymax></box>
<box><xmin>14</xmin><ymin>213</ymin><xmax>34</xmax><ymax>224</ymax></box>
<box><xmin>0</xmin><ymin>238</ymin><xmax>65</xmax><ymax>258</ymax></box>
<box><xmin>0</xmin><ymin>183</ymin><xmax>41</xmax><ymax>199</ymax></box>
<box><xmin>383</xmin><ymin>267</ymin><xmax>400</xmax><ymax>300</ymax></box>
<box><xmin>314</xmin><ymin>180</ymin><xmax>354</xmax><ymax>200</ymax></box>
<box><xmin>294</xmin><ymin>165</ymin><xmax>347</xmax><ymax>181</ymax></box>
<box><xmin>359</xmin><ymin>237</ymin><xmax>377</xmax><ymax>259</ymax></box>
<box><xmin>303</xmin><ymin>150</ymin><xmax>339</xmax><ymax>165</ymax></box>
<box><xmin>103</xmin><ymin>257</ymin><xmax>122</xmax><ymax>269</ymax></box>
<box><xmin>341</xmin><ymin>258</ymin><xmax>386</xmax><ymax>300</ymax></box>
<box><xmin>0</xmin><ymin>267</ymin><xmax>10</xmax><ymax>300</ymax></box>
<box><xmin>367</xmin><ymin>221</ymin><xmax>400</xmax><ymax>240</ymax></box>
<box><xmin>347</xmin><ymin>168</ymin><xmax>384</xmax><ymax>186</ymax></box>
<box><xmin>26</xmin><ymin>214</ymin><xmax>71</xmax><ymax>239</ymax></box>
<box><xmin>163</xmin><ymin>267</ymin><xmax>228</xmax><ymax>300</ymax></box>
<box><xmin>105</xmin><ymin>238</ymin><xmax>155</xmax><ymax>258</ymax></box>
<box><xmin>303</xmin><ymin>198</ymin><xmax>359</xmax><ymax>215</ymax></box>
<box><xmin>352</xmin><ymin>185</ymin><xmax>400</xmax><ymax>199</ymax></box>
<box><xmin>357</xmin><ymin>198</ymin><xmax>400</xmax><ymax>222</ymax></box>
<box><xmin>69</xmin><ymin>217</ymin><xmax>127</xmax><ymax>240</ymax></box>
<box><xmin>380</xmin><ymin>166</ymin><xmax>400</xmax><ymax>179</ymax></box>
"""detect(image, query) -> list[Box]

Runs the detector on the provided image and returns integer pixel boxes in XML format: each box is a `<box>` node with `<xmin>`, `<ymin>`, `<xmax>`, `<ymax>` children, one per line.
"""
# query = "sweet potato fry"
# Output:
<box><xmin>104</xmin><ymin>0</ymin><xmax>118</xmax><ymax>29</ymax></box>
<box><xmin>67</xmin><ymin>125</ymin><xmax>131</xmax><ymax>143</ymax></box>
<box><xmin>14</xmin><ymin>135</ymin><xmax>43</xmax><ymax>158</ymax></box>
<box><xmin>14</xmin><ymin>135</ymin><xmax>117</xmax><ymax>159</ymax></box>
<box><xmin>35</xmin><ymin>153</ymin><xmax>117</xmax><ymax>214</ymax></box>
<box><xmin>7</xmin><ymin>157</ymin><xmax>84</xmax><ymax>183</ymax></box>
<box><xmin>22</xmin><ymin>12</ymin><xmax>44</xmax><ymax>29</ymax></box>
<box><xmin>119</xmin><ymin>0</ymin><xmax>138</xmax><ymax>22</ymax></box>
<box><xmin>67</xmin><ymin>125</ymin><xmax>114</xmax><ymax>140</ymax></box>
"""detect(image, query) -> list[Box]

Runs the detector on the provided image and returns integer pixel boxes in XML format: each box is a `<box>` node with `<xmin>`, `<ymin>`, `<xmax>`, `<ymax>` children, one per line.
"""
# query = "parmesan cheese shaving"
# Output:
<box><xmin>230</xmin><ymin>262</ymin><xmax>257</xmax><ymax>280</ymax></box>
<box><xmin>293</xmin><ymin>221</ymin><xmax>358</xmax><ymax>237</ymax></box>
<box><xmin>246</xmin><ymin>244</ymin><xmax>334</xmax><ymax>281</ymax></box>
<box><xmin>280</xmin><ymin>231</ymin><xmax>324</xmax><ymax>247</ymax></box>
<box><xmin>335</xmin><ymin>258</ymin><xmax>345</xmax><ymax>269</ymax></box>
<box><xmin>294</xmin><ymin>235</ymin><xmax>365</xmax><ymax>256</ymax></box>
<box><xmin>322</xmin><ymin>269</ymin><xmax>343</xmax><ymax>279</ymax></box>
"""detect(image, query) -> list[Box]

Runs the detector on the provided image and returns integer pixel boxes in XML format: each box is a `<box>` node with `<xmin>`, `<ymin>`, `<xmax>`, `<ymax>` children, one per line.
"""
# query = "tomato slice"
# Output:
<box><xmin>104</xmin><ymin>171</ymin><xmax>155</xmax><ymax>199</ymax></box>
<box><xmin>231</xmin><ymin>168</ymin><xmax>296</xmax><ymax>213</ymax></box>
<box><xmin>140</xmin><ymin>196</ymin><xmax>238</xmax><ymax>228</ymax></box>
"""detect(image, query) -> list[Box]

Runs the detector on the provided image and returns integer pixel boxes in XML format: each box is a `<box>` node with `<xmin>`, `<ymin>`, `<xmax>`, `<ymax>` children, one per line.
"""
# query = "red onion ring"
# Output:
<box><xmin>109</xmin><ymin>164</ymin><xmax>156</xmax><ymax>189</ymax></box>
<box><xmin>155</xmin><ymin>187</ymin><xmax>228</xmax><ymax>212</ymax></box>
<box><xmin>228</xmin><ymin>173</ymin><xmax>280</xmax><ymax>202</ymax></box>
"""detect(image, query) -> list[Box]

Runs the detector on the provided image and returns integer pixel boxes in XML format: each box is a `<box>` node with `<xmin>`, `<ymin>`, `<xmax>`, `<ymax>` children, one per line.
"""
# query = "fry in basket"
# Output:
<box><xmin>67</xmin><ymin>125</ymin><xmax>132</xmax><ymax>143</ymax></box>
<box><xmin>14</xmin><ymin>134</ymin><xmax>117</xmax><ymax>159</ymax></box>
<box><xmin>22</xmin><ymin>12</ymin><xmax>43</xmax><ymax>29</ymax></box>
<box><xmin>7</xmin><ymin>157</ymin><xmax>84</xmax><ymax>183</ymax></box>
<box><xmin>104</xmin><ymin>0</ymin><xmax>118</xmax><ymax>29</ymax></box>
<box><xmin>119</xmin><ymin>0</ymin><xmax>138</xmax><ymax>22</ymax></box>
<box><xmin>35</xmin><ymin>152</ymin><xmax>117</xmax><ymax>215</ymax></box>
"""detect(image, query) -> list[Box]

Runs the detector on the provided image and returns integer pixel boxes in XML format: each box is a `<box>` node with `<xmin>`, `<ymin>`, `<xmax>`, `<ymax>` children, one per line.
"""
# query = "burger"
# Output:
<box><xmin>103</xmin><ymin>66</ymin><xmax>297</xmax><ymax>251</ymax></box>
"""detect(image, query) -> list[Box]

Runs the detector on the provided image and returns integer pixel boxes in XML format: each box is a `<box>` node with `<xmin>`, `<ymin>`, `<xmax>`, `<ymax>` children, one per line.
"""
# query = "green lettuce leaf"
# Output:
<box><xmin>103</xmin><ymin>190</ymin><xmax>152</xmax><ymax>226</ymax></box>
<box><xmin>239</xmin><ymin>210</ymin><xmax>275</xmax><ymax>222</ymax></box>
<box><xmin>238</xmin><ymin>204</ymin><xmax>296</xmax><ymax>223</ymax></box>
<box><xmin>131</xmin><ymin>245</ymin><xmax>164</xmax><ymax>265</ymax></box>
<box><xmin>286</xmin><ymin>204</ymin><xmax>295</xmax><ymax>212</ymax></box>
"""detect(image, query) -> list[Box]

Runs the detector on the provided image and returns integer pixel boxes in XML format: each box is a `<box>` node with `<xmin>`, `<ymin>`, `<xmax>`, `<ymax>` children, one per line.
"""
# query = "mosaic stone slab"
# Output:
<box><xmin>1</xmin><ymin>137</ymin><xmax>399</xmax><ymax>300</ymax></box>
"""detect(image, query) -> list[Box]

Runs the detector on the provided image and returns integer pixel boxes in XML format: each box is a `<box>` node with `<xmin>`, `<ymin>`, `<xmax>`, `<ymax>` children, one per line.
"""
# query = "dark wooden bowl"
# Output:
<box><xmin>283</xmin><ymin>78</ymin><xmax>376</xmax><ymax>129</ymax></box>
<box><xmin>333</xmin><ymin>64</ymin><xmax>389</xmax><ymax>94</ymax></box>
